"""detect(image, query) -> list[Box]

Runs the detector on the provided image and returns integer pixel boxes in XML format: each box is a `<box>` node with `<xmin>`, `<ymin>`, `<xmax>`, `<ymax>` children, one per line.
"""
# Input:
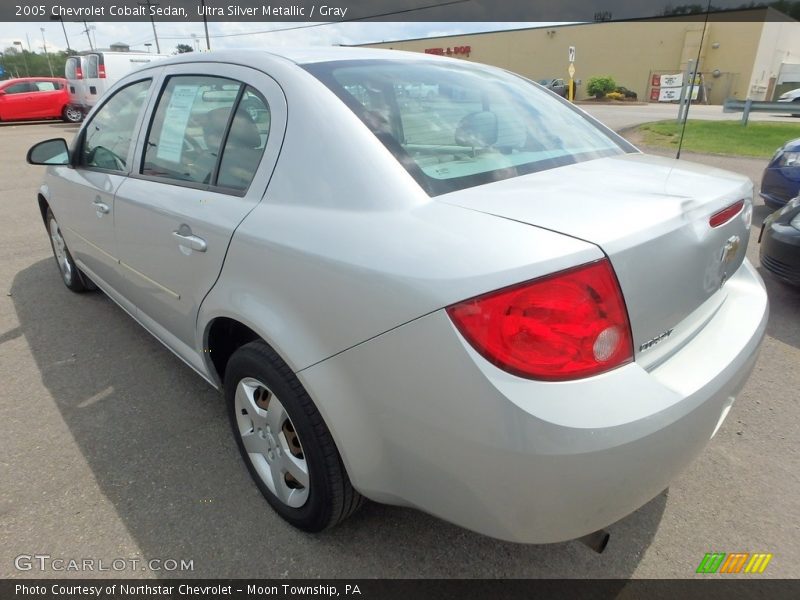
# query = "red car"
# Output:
<box><xmin>0</xmin><ymin>77</ymin><xmax>80</xmax><ymax>123</ymax></box>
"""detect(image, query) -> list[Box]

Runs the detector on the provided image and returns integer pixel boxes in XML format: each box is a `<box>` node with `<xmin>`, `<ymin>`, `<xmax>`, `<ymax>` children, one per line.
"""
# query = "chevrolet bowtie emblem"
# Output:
<box><xmin>721</xmin><ymin>236</ymin><xmax>741</xmax><ymax>265</ymax></box>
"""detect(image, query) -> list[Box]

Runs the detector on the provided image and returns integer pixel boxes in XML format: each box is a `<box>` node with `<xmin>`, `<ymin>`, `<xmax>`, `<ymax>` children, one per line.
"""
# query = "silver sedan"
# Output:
<box><xmin>27</xmin><ymin>48</ymin><xmax>768</xmax><ymax>546</ymax></box>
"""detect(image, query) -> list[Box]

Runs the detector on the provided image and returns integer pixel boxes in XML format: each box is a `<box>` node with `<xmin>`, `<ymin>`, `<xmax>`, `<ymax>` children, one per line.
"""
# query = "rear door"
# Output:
<box><xmin>112</xmin><ymin>62</ymin><xmax>286</xmax><ymax>351</ymax></box>
<box><xmin>31</xmin><ymin>80</ymin><xmax>63</xmax><ymax>118</ymax></box>
<box><xmin>64</xmin><ymin>56</ymin><xmax>87</xmax><ymax>110</ymax></box>
<box><xmin>83</xmin><ymin>54</ymin><xmax>102</xmax><ymax>110</ymax></box>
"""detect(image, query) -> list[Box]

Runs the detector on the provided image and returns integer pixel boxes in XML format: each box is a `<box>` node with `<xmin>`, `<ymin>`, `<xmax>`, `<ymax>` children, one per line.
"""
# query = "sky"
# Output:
<box><xmin>0</xmin><ymin>21</ymin><xmax>550</xmax><ymax>55</ymax></box>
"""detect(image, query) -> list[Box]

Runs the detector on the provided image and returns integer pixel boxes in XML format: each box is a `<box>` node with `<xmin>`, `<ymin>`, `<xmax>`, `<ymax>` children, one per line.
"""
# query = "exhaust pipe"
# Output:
<box><xmin>578</xmin><ymin>529</ymin><xmax>610</xmax><ymax>554</ymax></box>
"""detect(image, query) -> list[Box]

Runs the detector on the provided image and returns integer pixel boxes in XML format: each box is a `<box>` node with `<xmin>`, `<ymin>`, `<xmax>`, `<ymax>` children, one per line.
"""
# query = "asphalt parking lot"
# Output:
<box><xmin>1</xmin><ymin>117</ymin><xmax>798</xmax><ymax>579</ymax></box>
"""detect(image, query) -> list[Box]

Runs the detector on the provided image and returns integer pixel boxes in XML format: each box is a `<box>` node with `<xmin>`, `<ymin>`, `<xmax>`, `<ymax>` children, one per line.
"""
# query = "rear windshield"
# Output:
<box><xmin>306</xmin><ymin>60</ymin><xmax>630</xmax><ymax>196</ymax></box>
<box><xmin>65</xmin><ymin>57</ymin><xmax>79</xmax><ymax>79</ymax></box>
<box><xmin>85</xmin><ymin>54</ymin><xmax>100</xmax><ymax>79</ymax></box>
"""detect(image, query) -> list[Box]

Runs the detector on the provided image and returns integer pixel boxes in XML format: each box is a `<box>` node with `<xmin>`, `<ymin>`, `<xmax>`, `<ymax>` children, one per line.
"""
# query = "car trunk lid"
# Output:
<box><xmin>437</xmin><ymin>153</ymin><xmax>753</xmax><ymax>367</ymax></box>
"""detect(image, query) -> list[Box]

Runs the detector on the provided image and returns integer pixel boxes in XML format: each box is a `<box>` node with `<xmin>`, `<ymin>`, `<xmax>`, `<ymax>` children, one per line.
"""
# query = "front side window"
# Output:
<box><xmin>81</xmin><ymin>79</ymin><xmax>151</xmax><ymax>172</ymax></box>
<box><xmin>4</xmin><ymin>83</ymin><xmax>32</xmax><ymax>94</ymax></box>
<box><xmin>306</xmin><ymin>60</ymin><xmax>629</xmax><ymax>196</ymax></box>
<box><xmin>142</xmin><ymin>76</ymin><xmax>269</xmax><ymax>191</ymax></box>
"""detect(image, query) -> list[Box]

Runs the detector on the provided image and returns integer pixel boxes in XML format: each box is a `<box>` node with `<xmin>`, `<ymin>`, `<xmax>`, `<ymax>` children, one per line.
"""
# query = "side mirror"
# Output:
<box><xmin>27</xmin><ymin>138</ymin><xmax>70</xmax><ymax>166</ymax></box>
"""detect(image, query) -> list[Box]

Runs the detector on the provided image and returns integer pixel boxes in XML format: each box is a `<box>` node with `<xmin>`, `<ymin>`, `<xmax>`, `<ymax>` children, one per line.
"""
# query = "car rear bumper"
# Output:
<box><xmin>299</xmin><ymin>259</ymin><xmax>768</xmax><ymax>543</ymax></box>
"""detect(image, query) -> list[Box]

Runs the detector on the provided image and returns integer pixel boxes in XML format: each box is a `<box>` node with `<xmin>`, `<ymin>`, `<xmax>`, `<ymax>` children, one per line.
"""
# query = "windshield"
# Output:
<box><xmin>306</xmin><ymin>59</ymin><xmax>631</xmax><ymax>196</ymax></box>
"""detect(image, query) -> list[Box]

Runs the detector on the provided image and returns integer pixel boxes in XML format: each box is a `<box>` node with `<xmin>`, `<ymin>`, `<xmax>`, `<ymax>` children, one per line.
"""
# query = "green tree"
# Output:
<box><xmin>175</xmin><ymin>44</ymin><xmax>193</xmax><ymax>54</ymax></box>
<box><xmin>586</xmin><ymin>76</ymin><xmax>617</xmax><ymax>99</ymax></box>
<box><xmin>0</xmin><ymin>48</ymin><xmax>70</xmax><ymax>79</ymax></box>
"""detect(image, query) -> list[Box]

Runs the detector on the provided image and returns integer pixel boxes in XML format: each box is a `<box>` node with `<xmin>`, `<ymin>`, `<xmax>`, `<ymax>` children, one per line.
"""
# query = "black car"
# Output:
<box><xmin>759</xmin><ymin>137</ymin><xmax>800</xmax><ymax>209</ymax></box>
<box><xmin>760</xmin><ymin>197</ymin><xmax>800</xmax><ymax>285</ymax></box>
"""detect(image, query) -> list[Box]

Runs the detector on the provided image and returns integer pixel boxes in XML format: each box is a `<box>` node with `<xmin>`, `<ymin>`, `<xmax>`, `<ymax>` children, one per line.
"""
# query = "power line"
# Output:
<box><xmin>62</xmin><ymin>0</ymin><xmax>471</xmax><ymax>51</ymax></box>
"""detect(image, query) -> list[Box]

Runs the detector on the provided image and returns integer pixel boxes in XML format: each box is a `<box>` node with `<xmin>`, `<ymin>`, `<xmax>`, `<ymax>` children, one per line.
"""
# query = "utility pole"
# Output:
<box><xmin>201</xmin><ymin>0</ymin><xmax>211</xmax><ymax>50</ymax></box>
<box><xmin>82</xmin><ymin>21</ymin><xmax>94</xmax><ymax>50</ymax></box>
<box><xmin>139</xmin><ymin>0</ymin><xmax>161</xmax><ymax>53</ymax></box>
<box><xmin>41</xmin><ymin>28</ymin><xmax>54</xmax><ymax>76</ymax></box>
<box><xmin>54</xmin><ymin>15</ymin><xmax>71</xmax><ymax>52</ymax></box>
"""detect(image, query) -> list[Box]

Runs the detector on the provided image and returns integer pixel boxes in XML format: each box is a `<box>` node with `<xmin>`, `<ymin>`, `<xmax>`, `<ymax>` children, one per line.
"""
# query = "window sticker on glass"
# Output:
<box><xmin>156</xmin><ymin>85</ymin><xmax>199</xmax><ymax>163</ymax></box>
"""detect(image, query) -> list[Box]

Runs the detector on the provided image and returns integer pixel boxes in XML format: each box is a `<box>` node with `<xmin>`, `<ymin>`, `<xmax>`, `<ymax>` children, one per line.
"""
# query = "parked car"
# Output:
<box><xmin>537</xmin><ymin>78</ymin><xmax>568</xmax><ymax>97</ymax></box>
<box><xmin>0</xmin><ymin>77</ymin><xmax>76</xmax><ymax>122</ymax></box>
<box><xmin>759</xmin><ymin>137</ymin><xmax>800</xmax><ymax>208</ymax></box>
<box><xmin>759</xmin><ymin>197</ymin><xmax>800</xmax><ymax>286</ymax></box>
<box><xmin>615</xmin><ymin>86</ymin><xmax>638</xmax><ymax>100</ymax></box>
<box><xmin>27</xmin><ymin>48</ymin><xmax>768</xmax><ymax>545</ymax></box>
<box><xmin>776</xmin><ymin>86</ymin><xmax>800</xmax><ymax>116</ymax></box>
<box><xmin>64</xmin><ymin>51</ymin><xmax>169</xmax><ymax>121</ymax></box>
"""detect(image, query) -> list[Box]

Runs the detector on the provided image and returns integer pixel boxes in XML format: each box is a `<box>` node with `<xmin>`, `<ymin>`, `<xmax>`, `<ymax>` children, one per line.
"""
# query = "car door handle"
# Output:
<box><xmin>173</xmin><ymin>230</ymin><xmax>207</xmax><ymax>252</ymax></box>
<box><xmin>92</xmin><ymin>199</ymin><xmax>110</xmax><ymax>214</ymax></box>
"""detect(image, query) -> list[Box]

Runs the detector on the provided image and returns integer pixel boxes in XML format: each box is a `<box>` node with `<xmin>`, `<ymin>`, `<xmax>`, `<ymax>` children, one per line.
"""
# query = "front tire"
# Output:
<box><xmin>46</xmin><ymin>208</ymin><xmax>91</xmax><ymax>292</ymax></box>
<box><xmin>225</xmin><ymin>340</ymin><xmax>363</xmax><ymax>532</ymax></box>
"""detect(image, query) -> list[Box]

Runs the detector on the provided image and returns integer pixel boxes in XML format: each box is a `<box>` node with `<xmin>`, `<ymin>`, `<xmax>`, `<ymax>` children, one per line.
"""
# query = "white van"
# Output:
<box><xmin>64</xmin><ymin>51</ymin><xmax>169</xmax><ymax>120</ymax></box>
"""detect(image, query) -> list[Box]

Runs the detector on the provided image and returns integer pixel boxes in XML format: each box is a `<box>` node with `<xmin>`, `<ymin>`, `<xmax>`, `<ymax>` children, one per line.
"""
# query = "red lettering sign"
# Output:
<box><xmin>424</xmin><ymin>46</ymin><xmax>471</xmax><ymax>57</ymax></box>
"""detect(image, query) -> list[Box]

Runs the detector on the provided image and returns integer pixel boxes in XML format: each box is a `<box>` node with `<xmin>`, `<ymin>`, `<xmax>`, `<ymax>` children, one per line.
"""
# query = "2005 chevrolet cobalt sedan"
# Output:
<box><xmin>27</xmin><ymin>48</ymin><xmax>768</xmax><ymax>544</ymax></box>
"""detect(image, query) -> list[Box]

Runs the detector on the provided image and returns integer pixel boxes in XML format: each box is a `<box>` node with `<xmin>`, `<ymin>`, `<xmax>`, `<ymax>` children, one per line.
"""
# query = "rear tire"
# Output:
<box><xmin>62</xmin><ymin>105</ymin><xmax>83</xmax><ymax>123</ymax></box>
<box><xmin>225</xmin><ymin>340</ymin><xmax>364</xmax><ymax>532</ymax></box>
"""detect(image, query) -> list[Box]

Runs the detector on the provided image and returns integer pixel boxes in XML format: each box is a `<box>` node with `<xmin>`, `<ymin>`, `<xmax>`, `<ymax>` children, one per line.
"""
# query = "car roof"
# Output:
<box><xmin>1</xmin><ymin>77</ymin><xmax>66</xmax><ymax>84</ymax></box>
<box><xmin>139</xmin><ymin>46</ymin><xmax>451</xmax><ymax>68</ymax></box>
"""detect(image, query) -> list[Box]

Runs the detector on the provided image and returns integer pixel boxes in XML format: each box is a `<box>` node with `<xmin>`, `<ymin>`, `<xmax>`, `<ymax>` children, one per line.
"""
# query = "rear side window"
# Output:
<box><xmin>35</xmin><ymin>81</ymin><xmax>57</xmax><ymax>92</ymax></box>
<box><xmin>306</xmin><ymin>60</ymin><xmax>627</xmax><ymax>196</ymax></box>
<box><xmin>142</xmin><ymin>76</ymin><xmax>269</xmax><ymax>192</ymax></box>
<box><xmin>81</xmin><ymin>79</ymin><xmax>151</xmax><ymax>172</ymax></box>
<box><xmin>217</xmin><ymin>87</ymin><xmax>270</xmax><ymax>191</ymax></box>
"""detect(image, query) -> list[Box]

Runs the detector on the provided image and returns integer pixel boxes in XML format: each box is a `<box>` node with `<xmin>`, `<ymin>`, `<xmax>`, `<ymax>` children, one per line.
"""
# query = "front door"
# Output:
<box><xmin>51</xmin><ymin>78</ymin><xmax>154</xmax><ymax>292</ymax></box>
<box><xmin>113</xmin><ymin>64</ymin><xmax>286</xmax><ymax>354</ymax></box>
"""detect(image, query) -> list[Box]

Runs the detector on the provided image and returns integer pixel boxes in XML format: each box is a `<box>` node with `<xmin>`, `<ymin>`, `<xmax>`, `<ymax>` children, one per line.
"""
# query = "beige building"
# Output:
<box><xmin>359</xmin><ymin>8</ymin><xmax>800</xmax><ymax>105</ymax></box>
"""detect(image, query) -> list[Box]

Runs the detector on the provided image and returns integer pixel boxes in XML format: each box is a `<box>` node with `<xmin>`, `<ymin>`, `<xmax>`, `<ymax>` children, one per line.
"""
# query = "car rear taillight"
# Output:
<box><xmin>709</xmin><ymin>199</ymin><xmax>744</xmax><ymax>228</ymax></box>
<box><xmin>98</xmin><ymin>65</ymin><xmax>106</xmax><ymax>78</ymax></box>
<box><xmin>75</xmin><ymin>66</ymin><xmax>83</xmax><ymax>79</ymax></box>
<box><xmin>446</xmin><ymin>259</ymin><xmax>633</xmax><ymax>381</ymax></box>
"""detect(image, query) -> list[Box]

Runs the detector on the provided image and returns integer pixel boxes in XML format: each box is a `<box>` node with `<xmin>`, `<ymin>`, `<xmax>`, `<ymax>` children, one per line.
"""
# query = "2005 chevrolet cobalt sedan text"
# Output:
<box><xmin>27</xmin><ymin>48</ymin><xmax>768</xmax><ymax>545</ymax></box>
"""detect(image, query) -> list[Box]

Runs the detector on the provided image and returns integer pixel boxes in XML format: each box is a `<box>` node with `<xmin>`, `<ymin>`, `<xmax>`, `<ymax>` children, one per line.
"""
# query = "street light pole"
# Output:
<box><xmin>41</xmin><ymin>28</ymin><xmax>54</xmax><ymax>76</ymax></box>
<box><xmin>13</xmin><ymin>41</ymin><xmax>29</xmax><ymax>76</ymax></box>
